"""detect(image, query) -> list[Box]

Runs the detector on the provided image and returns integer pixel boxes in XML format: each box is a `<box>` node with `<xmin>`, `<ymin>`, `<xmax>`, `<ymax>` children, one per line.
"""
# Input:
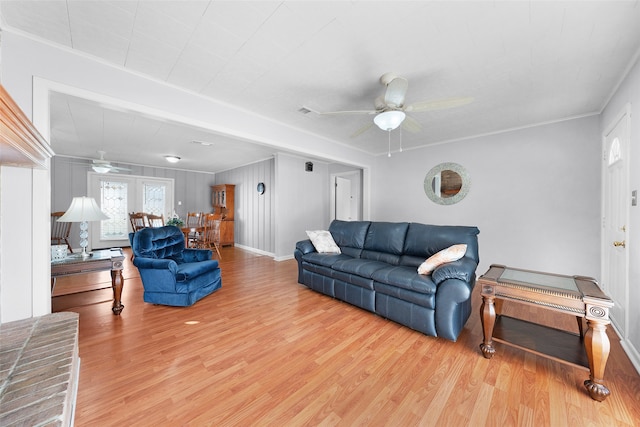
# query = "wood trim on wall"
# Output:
<box><xmin>0</xmin><ymin>84</ymin><xmax>54</xmax><ymax>168</ymax></box>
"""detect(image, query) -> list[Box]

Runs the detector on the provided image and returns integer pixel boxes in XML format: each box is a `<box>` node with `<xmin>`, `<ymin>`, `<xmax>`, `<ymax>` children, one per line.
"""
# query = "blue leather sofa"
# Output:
<box><xmin>294</xmin><ymin>220</ymin><xmax>480</xmax><ymax>341</ymax></box>
<box><xmin>131</xmin><ymin>225</ymin><xmax>222</xmax><ymax>306</ymax></box>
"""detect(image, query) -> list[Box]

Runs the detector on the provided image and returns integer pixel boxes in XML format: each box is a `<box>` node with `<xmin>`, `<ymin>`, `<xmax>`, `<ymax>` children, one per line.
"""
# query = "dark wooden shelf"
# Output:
<box><xmin>493</xmin><ymin>315</ymin><xmax>589</xmax><ymax>370</ymax></box>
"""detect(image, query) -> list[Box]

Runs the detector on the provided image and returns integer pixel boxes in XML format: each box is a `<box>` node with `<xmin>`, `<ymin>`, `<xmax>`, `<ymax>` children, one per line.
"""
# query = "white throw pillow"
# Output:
<box><xmin>306</xmin><ymin>230</ymin><xmax>341</xmax><ymax>254</ymax></box>
<box><xmin>417</xmin><ymin>244</ymin><xmax>467</xmax><ymax>275</ymax></box>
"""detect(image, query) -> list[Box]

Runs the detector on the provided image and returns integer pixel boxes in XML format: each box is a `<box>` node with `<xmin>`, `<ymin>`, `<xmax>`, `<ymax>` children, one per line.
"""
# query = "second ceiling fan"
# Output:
<box><xmin>306</xmin><ymin>72</ymin><xmax>473</xmax><ymax>137</ymax></box>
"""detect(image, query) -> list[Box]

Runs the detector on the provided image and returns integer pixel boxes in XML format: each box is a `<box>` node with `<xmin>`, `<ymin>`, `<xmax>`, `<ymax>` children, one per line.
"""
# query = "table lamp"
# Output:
<box><xmin>57</xmin><ymin>196</ymin><xmax>109</xmax><ymax>258</ymax></box>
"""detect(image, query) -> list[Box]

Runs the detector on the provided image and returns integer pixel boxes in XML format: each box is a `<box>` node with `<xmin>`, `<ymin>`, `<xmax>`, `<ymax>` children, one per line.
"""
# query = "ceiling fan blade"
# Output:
<box><xmin>402</xmin><ymin>115</ymin><xmax>422</xmax><ymax>133</ymax></box>
<box><xmin>350</xmin><ymin>122</ymin><xmax>374</xmax><ymax>138</ymax></box>
<box><xmin>303</xmin><ymin>106</ymin><xmax>378</xmax><ymax>115</ymax></box>
<box><xmin>384</xmin><ymin>76</ymin><xmax>408</xmax><ymax>108</ymax></box>
<box><xmin>91</xmin><ymin>161</ymin><xmax>130</xmax><ymax>173</ymax></box>
<box><xmin>406</xmin><ymin>96</ymin><xmax>474</xmax><ymax>113</ymax></box>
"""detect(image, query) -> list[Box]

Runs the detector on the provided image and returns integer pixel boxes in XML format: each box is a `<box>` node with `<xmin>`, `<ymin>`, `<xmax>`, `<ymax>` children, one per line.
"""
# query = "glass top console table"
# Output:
<box><xmin>478</xmin><ymin>264</ymin><xmax>614</xmax><ymax>401</ymax></box>
<box><xmin>51</xmin><ymin>248</ymin><xmax>125</xmax><ymax>315</ymax></box>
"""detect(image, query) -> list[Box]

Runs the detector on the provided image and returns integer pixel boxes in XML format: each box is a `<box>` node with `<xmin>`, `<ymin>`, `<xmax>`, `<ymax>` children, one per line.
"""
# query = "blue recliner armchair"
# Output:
<box><xmin>131</xmin><ymin>225</ymin><xmax>222</xmax><ymax>306</ymax></box>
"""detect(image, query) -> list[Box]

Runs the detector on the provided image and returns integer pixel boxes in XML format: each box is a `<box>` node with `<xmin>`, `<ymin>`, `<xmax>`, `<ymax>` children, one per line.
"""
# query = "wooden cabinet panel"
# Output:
<box><xmin>217</xmin><ymin>220</ymin><xmax>234</xmax><ymax>247</ymax></box>
<box><xmin>212</xmin><ymin>184</ymin><xmax>235</xmax><ymax>246</ymax></box>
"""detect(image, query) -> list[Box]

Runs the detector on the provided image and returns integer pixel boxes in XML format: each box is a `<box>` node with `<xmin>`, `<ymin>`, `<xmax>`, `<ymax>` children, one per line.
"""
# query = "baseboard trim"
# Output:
<box><xmin>620</xmin><ymin>339</ymin><xmax>640</xmax><ymax>376</ymax></box>
<box><xmin>232</xmin><ymin>244</ymin><xmax>293</xmax><ymax>262</ymax></box>
<box><xmin>234</xmin><ymin>244</ymin><xmax>275</xmax><ymax>258</ymax></box>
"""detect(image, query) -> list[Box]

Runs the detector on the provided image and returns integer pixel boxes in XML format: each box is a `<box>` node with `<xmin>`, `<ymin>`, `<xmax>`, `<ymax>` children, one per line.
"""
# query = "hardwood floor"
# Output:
<box><xmin>52</xmin><ymin>248</ymin><xmax>640</xmax><ymax>426</ymax></box>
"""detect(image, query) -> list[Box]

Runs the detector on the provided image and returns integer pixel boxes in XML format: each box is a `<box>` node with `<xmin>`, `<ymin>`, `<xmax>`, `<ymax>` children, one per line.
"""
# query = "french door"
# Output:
<box><xmin>88</xmin><ymin>173</ymin><xmax>174</xmax><ymax>249</ymax></box>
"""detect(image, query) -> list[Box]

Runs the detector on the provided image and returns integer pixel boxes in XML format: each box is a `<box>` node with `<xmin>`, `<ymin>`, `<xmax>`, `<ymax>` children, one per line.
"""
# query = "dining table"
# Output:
<box><xmin>180</xmin><ymin>226</ymin><xmax>204</xmax><ymax>247</ymax></box>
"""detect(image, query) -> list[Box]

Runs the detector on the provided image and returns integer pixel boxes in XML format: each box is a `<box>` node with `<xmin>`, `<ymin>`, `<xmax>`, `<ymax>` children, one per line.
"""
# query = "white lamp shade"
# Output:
<box><xmin>374</xmin><ymin>110</ymin><xmax>406</xmax><ymax>131</ymax></box>
<box><xmin>57</xmin><ymin>196</ymin><xmax>110</xmax><ymax>222</ymax></box>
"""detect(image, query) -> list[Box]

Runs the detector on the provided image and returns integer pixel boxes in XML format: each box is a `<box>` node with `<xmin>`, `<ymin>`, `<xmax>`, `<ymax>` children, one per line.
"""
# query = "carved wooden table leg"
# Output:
<box><xmin>111</xmin><ymin>269</ymin><xmax>125</xmax><ymax>315</ymax></box>
<box><xmin>583</xmin><ymin>318</ymin><xmax>611</xmax><ymax>401</ymax></box>
<box><xmin>479</xmin><ymin>287</ymin><xmax>496</xmax><ymax>359</ymax></box>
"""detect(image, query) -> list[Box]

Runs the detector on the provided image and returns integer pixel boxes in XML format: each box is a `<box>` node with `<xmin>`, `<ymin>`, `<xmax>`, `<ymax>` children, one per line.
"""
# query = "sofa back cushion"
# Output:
<box><xmin>401</xmin><ymin>223</ymin><xmax>480</xmax><ymax>267</ymax></box>
<box><xmin>361</xmin><ymin>222</ymin><xmax>409</xmax><ymax>265</ymax></box>
<box><xmin>328</xmin><ymin>220</ymin><xmax>370</xmax><ymax>257</ymax></box>
<box><xmin>132</xmin><ymin>225</ymin><xmax>186</xmax><ymax>261</ymax></box>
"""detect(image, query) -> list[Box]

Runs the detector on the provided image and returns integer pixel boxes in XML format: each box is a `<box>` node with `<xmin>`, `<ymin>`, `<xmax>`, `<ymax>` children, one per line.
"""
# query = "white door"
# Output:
<box><xmin>335</xmin><ymin>176</ymin><xmax>352</xmax><ymax>221</ymax></box>
<box><xmin>602</xmin><ymin>108</ymin><xmax>630</xmax><ymax>337</ymax></box>
<box><xmin>88</xmin><ymin>173</ymin><xmax>174</xmax><ymax>249</ymax></box>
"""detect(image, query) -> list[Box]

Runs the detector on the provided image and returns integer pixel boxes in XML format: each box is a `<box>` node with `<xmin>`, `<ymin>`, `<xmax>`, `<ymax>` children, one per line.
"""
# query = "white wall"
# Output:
<box><xmin>600</xmin><ymin>54</ymin><xmax>640</xmax><ymax>371</ymax></box>
<box><xmin>0</xmin><ymin>167</ymin><xmax>33</xmax><ymax>321</ymax></box>
<box><xmin>275</xmin><ymin>153</ymin><xmax>329</xmax><ymax>260</ymax></box>
<box><xmin>215</xmin><ymin>158</ymin><xmax>276</xmax><ymax>254</ymax></box>
<box><xmin>371</xmin><ymin>116</ymin><xmax>602</xmax><ymax>279</ymax></box>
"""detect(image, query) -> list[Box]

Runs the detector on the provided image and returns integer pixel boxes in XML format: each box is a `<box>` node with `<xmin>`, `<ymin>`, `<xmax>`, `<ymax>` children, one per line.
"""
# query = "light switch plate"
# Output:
<box><xmin>632</xmin><ymin>190</ymin><xmax>637</xmax><ymax>206</ymax></box>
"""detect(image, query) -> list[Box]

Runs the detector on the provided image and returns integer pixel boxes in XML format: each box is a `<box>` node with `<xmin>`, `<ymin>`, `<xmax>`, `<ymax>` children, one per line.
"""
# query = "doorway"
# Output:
<box><xmin>601</xmin><ymin>105</ymin><xmax>630</xmax><ymax>338</ymax></box>
<box><xmin>330</xmin><ymin>171</ymin><xmax>362</xmax><ymax>222</ymax></box>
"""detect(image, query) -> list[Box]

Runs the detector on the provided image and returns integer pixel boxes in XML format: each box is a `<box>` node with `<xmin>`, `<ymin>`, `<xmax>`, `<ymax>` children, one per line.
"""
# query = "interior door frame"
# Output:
<box><xmin>600</xmin><ymin>103</ymin><xmax>631</xmax><ymax>339</ymax></box>
<box><xmin>329</xmin><ymin>170</ymin><xmax>362</xmax><ymax>222</ymax></box>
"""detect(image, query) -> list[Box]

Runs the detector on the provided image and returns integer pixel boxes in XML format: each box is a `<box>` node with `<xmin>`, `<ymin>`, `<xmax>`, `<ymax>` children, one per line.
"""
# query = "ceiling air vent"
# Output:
<box><xmin>298</xmin><ymin>107</ymin><xmax>312</xmax><ymax>114</ymax></box>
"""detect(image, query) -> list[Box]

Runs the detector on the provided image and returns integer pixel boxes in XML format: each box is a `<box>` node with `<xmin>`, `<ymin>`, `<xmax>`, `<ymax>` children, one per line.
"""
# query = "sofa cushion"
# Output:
<box><xmin>133</xmin><ymin>225</ymin><xmax>185</xmax><ymax>259</ymax></box>
<box><xmin>401</xmin><ymin>223</ymin><xmax>480</xmax><ymax>266</ymax></box>
<box><xmin>328</xmin><ymin>220</ymin><xmax>370</xmax><ymax>249</ymax></box>
<box><xmin>306</xmin><ymin>230</ymin><xmax>341</xmax><ymax>253</ymax></box>
<box><xmin>331</xmin><ymin>258</ymin><xmax>390</xmax><ymax>279</ymax></box>
<box><xmin>302</xmin><ymin>252</ymin><xmax>350</xmax><ymax>268</ymax></box>
<box><xmin>371</xmin><ymin>265</ymin><xmax>437</xmax><ymax>295</ymax></box>
<box><xmin>417</xmin><ymin>244</ymin><xmax>467</xmax><ymax>275</ymax></box>
<box><xmin>175</xmin><ymin>260</ymin><xmax>220</xmax><ymax>282</ymax></box>
<box><xmin>363</xmin><ymin>222</ymin><xmax>409</xmax><ymax>255</ymax></box>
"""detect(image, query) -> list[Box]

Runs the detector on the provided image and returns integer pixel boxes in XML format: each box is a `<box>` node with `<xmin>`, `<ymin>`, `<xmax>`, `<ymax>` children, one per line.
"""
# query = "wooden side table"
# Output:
<box><xmin>478</xmin><ymin>264</ymin><xmax>614</xmax><ymax>401</ymax></box>
<box><xmin>51</xmin><ymin>248</ymin><xmax>125</xmax><ymax>315</ymax></box>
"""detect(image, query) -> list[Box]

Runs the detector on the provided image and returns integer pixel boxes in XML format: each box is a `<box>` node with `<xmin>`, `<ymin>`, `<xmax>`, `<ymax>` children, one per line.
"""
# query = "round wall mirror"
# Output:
<box><xmin>423</xmin><ymin>162</ymin><xmax>471</xmax><ymax>205</ymax></box>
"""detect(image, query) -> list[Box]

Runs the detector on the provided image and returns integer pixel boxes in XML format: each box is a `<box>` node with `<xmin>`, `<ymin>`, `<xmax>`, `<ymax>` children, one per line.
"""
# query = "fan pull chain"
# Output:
<box><xmin>399</xmin><ymin>126</ymin><xmax>403</xmax><ymax>152</ymax></box>
<box><xmin>387</xmin><ymin>130</ymin><xmax>391</xmax><ymax>157</ymax></box>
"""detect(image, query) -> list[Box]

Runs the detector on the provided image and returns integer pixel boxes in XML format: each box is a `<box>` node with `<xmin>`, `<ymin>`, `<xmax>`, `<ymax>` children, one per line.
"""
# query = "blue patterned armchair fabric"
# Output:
<box><xmin>131</xmin><ymin>225</ymin><xmax>222</xmax><ymax>306</ymax></box>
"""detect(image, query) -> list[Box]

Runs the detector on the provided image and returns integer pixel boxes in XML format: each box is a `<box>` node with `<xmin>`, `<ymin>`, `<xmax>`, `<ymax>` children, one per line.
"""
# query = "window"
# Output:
<box><xmin>100</xmin><ymin>180</ymin><xmax>128</xmax><ymax>240</ymax></box>
<box><xmin>608</xmin><ymin>137</ymin><xmax>621</xmax><ymax>166</ymax></box>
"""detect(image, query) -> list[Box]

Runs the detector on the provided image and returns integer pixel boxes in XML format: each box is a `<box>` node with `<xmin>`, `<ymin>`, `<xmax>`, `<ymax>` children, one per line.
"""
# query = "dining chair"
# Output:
<box><xmin>146</xmin><ymin>213</ymin><xmax>165</xmax><ymax>227</ymax></box>
<box><xmin>199</xmin><ymin>213</ymin><xmax>222</xmax><ymax>259</ymax></box>
<box><xmin>185</xmin><ymin>212</ymin><xmax>203</xmax><ymax>247</ymax></box>
<box><xmin>51</xmin><ymin>211</ymin><xmax>73</xmax><ymax>253</ymax></box>
<box><xmin>129</xmin><ymin>212</ymin><xmax>148</xmax><ymax>232</ymax></box>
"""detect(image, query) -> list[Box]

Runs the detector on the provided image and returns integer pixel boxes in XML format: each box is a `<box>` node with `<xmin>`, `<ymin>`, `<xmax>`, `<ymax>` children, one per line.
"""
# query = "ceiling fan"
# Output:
<box><xmin>90</xmin><ymin>151</ymin><xmax>131</xmax><ymax>173</ymax></box>
<box><xmin>303</xmin><ymin>72</ymin><xmax>473</xmax><ymax>137</ymax></box>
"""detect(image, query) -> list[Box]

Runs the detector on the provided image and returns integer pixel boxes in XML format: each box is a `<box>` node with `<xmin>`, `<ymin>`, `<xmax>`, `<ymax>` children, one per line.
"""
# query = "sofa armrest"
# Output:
<box><xmin>175</xmin><ymin>260</ymin><xmax>219</xmax><ymax>282</ymax></box>
<box><xmin>431</xmin><ymin>257</ymin><xmax>477</xmax><ymax>286</ymax></box>
<box><xmin>133</xmin><ymin>257</ymin><xmax>178</xmax><ymax>274</ymax></box>
<box><xmin>296</xmin><ymin>239</ymin><xmax>317</xmax><ymax>255</ymax></box>
<box><xmin>182</xmin><ymin>248</ymin><xmax>213</xmax><ymax>262</ymax></box>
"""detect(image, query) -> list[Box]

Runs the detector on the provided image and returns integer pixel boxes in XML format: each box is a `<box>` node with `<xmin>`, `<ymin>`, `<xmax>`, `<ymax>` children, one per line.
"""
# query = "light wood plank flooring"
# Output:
<box><xmin>52</xmin><ymin>247</ymin><xmax>640</xmax><ymax>426</ymax></box>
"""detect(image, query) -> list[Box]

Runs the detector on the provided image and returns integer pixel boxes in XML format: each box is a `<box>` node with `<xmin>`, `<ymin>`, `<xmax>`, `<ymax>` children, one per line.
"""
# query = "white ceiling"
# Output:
<box><xmin>2</xmin><ymin>1</ymin><xmax>640</xmax><ymax>173</ymax></box>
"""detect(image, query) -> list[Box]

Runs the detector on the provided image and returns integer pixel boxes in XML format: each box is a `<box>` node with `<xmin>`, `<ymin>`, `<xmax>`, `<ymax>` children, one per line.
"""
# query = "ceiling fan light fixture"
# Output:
<box><xmin>374</xmin><ymin>110</ymin><xmax>406</xmax><ymax>131</ymax></box>
<box><xmin>165</xmin><ymin>155</ymin><xmax>181</xmax><ymax>163</ymax></box>
<box><xmin>92</xmin><ymin>165</ymin><xmax>110</xmax><ymax>174</ymax></box>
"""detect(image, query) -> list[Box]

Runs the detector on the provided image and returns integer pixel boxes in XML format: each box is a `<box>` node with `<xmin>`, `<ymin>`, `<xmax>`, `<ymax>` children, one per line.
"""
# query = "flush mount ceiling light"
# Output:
<box><xmin>165</xmin><ymin>155</ymin><xmax>181</xmax><ymax>163</ymax></box>
<box><xmin>374</xmin><ymin>110</ymin><xmax>406</xmax><ymax>131</ymax></box>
